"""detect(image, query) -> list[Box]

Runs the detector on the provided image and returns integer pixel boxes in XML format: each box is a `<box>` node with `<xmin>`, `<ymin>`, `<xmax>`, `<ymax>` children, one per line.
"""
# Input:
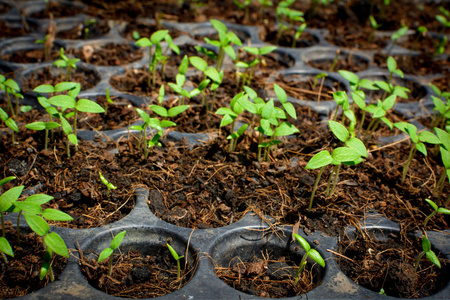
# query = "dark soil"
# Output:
<box><xmin>79</xmin><ymin>247</ymin><xmax>195</xmax><ymax>298</ymax></box>
<box><xmin>325</xmin><ymin>23</ymin><xmax>388</xmax><ymax>50</ymax></box>
<box><xmin>1</xmin><ymin>46</ymin><xmax>61</xmax><ymax>64</ymax></box>
<box><xmin>119</xmin><ymin>21</ymin><xmax>184</xmax><ymax>41</ymax></box>
<box><xmin>337</xmin><ymin>230</ymin><xmax>449</xmax><ymax>298</ymax></box>
<box><xmin>74</xmin><ymin>43</ymin><xmax>144</xmax><ymax>66</ymax></box>
<box><xmin>259</xmin><ymin>28</ymin><xmax>319</xmax><ymax>48</ymax></box>
<box><xmin>306</xmin><ymin>51</ymin><xmax>370</xmax><ymax>73</ymax></box>
<box><xmin>215</xmin><ymin>249</ymin><xmax>322</xmax><ymax>298</ymax></box>
<box><xmin>56</xmin><ymin>20</ymin><xmax>111</xmax><ymax>40</ymax></box>
<box><xmin>0</xmin><ymin>21</ymin><xmax>29</xmax><ymax>39</ymax></box>
<box><xmin>403</xmin><ymin>34</ymin><xmax>450</xmax><ymax>56</ymax></box>
<box><xmin>27</xmin><ymin>1</ymin><xmax>86</xmax><ymax>19</ymax></box>
<box><xmin>374</xmin><ymin>53</ymin><xmax>448</xmax><ymax>77</ymax></box>
<box><xmin>0</xmin><ymin>224</ymin><xmax>67</xmax><ymax>299</ymax></box>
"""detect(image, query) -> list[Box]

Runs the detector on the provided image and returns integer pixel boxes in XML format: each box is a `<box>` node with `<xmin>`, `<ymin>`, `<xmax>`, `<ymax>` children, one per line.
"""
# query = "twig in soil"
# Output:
<box><xmin>104</xmin><ymin>193</ymin><xmax>133</xmax><ymax>219</ymax></box>
<box><xmin>19</xmin><ymin>153</ymin><xmax>37</xmax><ymax>185</ymax></box>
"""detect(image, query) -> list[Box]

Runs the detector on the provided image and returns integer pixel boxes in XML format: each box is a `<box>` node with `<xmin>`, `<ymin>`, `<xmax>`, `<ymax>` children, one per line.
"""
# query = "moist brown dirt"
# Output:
<box><xmin>306</xmin><ymin>52</ymin><xmax>370</xmax><ymax>73</ymax></box>
<box><xmin>56</xmin><ymin>20</ymin><xmax>111</xmax><ymax>40</ymax></box>
<box><xmin>1</xmin><ymin>47</ymin><xmax>61</xmax><ymax>64</ymax></box>
<box><xmin>74</xmin><ymin>43</ymin><xmax>144</xmax><ymax>66</ymax></box>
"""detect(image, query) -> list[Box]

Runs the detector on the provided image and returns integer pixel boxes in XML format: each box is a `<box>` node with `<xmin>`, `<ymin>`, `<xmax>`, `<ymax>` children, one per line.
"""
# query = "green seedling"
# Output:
<box><xmin>305</xmin><ymin>120</ymin><xmax>367</xmax><ymax>211</ymax></box>
<box><xmin>233</xmin><ymin>0</ymin><xmax>252</xmax><ymax>22</ymax></box>
<box><xmin>136</xmin><ymin>30</ymin><xmax>180</xmax><ymax>87</ymax></box>
<box><xmin>292</xmin><ymin>22</ymin><xmax>307</xmax><ymax>48</ymax></box>
<box><xmin>0</xmin><ymin>176</ymin><xmax>16</xmax><ymax>237</ymax></box>
<box><xmin>436</xmin><ymin>6</ymin><xmax>450</xmax><ymax>35</ymax></box>
<box><xmin>53</xmin><ymin>47</ymin><xmax>80</xmax><ymax>81</ymax></box>
<box><xmin>329</xmin><ymin>49</ymin><xmax>340</xmax><ymax>72</ymax></box>
<box><xmin>409</xmin><ymin>26</ymin><xmax>428</xmax><ymax>53</ymax></box>
<box><xmin>31</xmin><ymin>82</ymin><xmax>105</xmax><ymax>156</ymax></box>
<box><xmin>235</xmin><ymin>46</ymin><xmax>277</xmax><ymax>87</ymax></box>
<box><xmin>423</xmin><ymin>198</ymin><xmax>450</xmax><ymax>230</ymax></box>
<box><xmin>0</xmin><ymin>182</ymin><xmax>72</xmax><ymax>281</ymax></box>
<box><xmin>387</xmin><ymin>25</ymin><xmax>408</xmax><ymax>55</ymax></box>
<box><xmin>202</xmin><ymin>66</ymin><xmax>223</xmax><ymax>111</ymax></box>
<box><xmin>168</xmin><ymin>55</ymin><xmax>200</xmax><ymax>106</ymax></box>
<box><xmin>25</xmin><ymin>120</ymin><xmax>60</xmax><ymax>150</ymax></box>
<box><xmin>307</xmin><ymin>0</ymin><xmax>333</xmax><ymax>19</ymax></box>
<box><xmin>368</xmin><ymin>15</ymin><xmax>381</xmax><ymax>44</ymax></box>
<box><xmin>98</xmin><ymin>230</ymin><xmax>126</xmax><ymax>277</ymax></box>
<box><xmin>435</xmin><ymin>35</ymin><xmax>447</xmax><ymax>57</ymax></box>
<box><xmin>99</xmin><ymin>172</ymin><xmax>117</xmax><ymax>196</ymax></box>
<box><xmin>166</xmin><ymin>243</ymin><xmax>184</xmax><ymax>280</ymax></box>
<box><xmin>292</xmin><ymin>234</ymin><xmax>325</xmax><ymax>285</ymax></box>
<box><xmin>257</xmin><ymin>0</ymin><xmax>273</xmax><ymax>21</ymax></box>
<box><xmin>188</xmin><ymin>56</ymin><xmax>212</xmax><ymax>107</ymax></box>
<box><xmin>104</xmin><ymin>87</ymin><xmax>114</xmax><ymax>116</ymax></box>
<box><xmin>362</xmin><ymin>94</ymin><xmax>397</xmax><ymax>143</ymax></box>
<box><xmin>414</xmin><ymin>235</ymin><xmax>441</xmax><ymax>272</ymax></box>
<box><xmin>434</xmin><ymin>128</ymin><xmax>450</xmax><ymax>205</ymax></box>
<box><xmin>0</xmin><ymin>75</ymin><xmax>22</xmax><ymax>118</ymax></box>
<box><xmin>204</xmin><ymin>19</ymin><xmax>242</xmax><ymax>71</ymax></box>
<box><xmin>83</xmin><ymin>19</ymin><xmax>97</xmax><ymax>39</ymax></box>
<box><xmin>276</xmin><ymin>0</ymin><xmax>305</xmax><ymax>45</ymax></box>
<box><xmin>393</xmin><ymin>122</ymin><xmax>440</xmax><ymax>183</ymax></box>
<box><xmin>35</xmin><ymin>34</ymin><xmax>52</xmax><ymax>62</ymax></box>
<box><xmin>338</xmin><ymin>70</ymin><xmax>378</xmax><ymax>93</ymax></box>
<box><xmin>0</xmin><ymin>107</ymin><xmax>19</xmax><ymax>143</ymax></box>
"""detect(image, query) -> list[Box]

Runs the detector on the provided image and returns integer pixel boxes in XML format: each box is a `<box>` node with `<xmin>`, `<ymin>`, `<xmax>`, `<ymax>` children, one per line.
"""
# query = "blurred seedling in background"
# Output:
<box><xmin>168</xmin><ymin>55</ymin><xmax>200</xmax><ymax>106</ymax></box>
<box><xmin>0</xmin><ymin>75</ymin><xmax>23</xmax><ymax>119</ymax></box>
<box><xmin>53</xmin><ymin>48</ymin><xmax>80</xmax><ymax>81</ymax></box>
<box><xmin>0</xmin><ymin>107</ymin><xmax>19</xmax><ymax>143</ymax></box>
<box><xmin>104</xmin><ymin>87</ymin><xmax>114</xmax><ymax>116</ymax></box>
<box><xmin>368</xmin><ymin>15</ymin><xmax>381</xmax><ymax>44</ymax></box>
<box><xmin>387</xmin><ymin>25</ymin><xmax>408</xmax><ymax>55</ymax></box>
<box><xmin>98</xmin><ymin>230</ymin><xmax>126</xmax><ymax>277</ymax></box>
<box><xmin>233</xmin><ymin>0</ymin><xmax>252</xmax><ymax>22</ymax></box>
<box><xmin>235</xmin><ymin>46</ymin><xmax>277</xmax><ymax>87</ymax></box>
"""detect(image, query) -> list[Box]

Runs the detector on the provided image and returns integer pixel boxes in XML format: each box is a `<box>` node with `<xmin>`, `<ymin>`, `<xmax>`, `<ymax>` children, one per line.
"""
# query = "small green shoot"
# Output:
<box><xmin>0</xmin><ymin>107</ymin><xmax>19</xmax><ymax>143</ymax></box>
<box><xmin>368</xmin><ymin>15</ymin><xmax>381</xmax><ymax>44</ymax></box>
<box><xmin>414</xmin><ymin>235</ymin><xmax>441</xmax><ymax>272</ymax></box>
<box><xmin>53</xmin><ymin>48</ymin><xmax>80</xmax><ymax>81</ymax></box>
<box><xmin>98</xmin><ymin>230</ymin><xmax>126</xmax><ymax>277</ymax></box>
<box><xmin>166</xmin><ymin>243</ymin><xmax>184</xmax><ymax>280</ymax></box>
<box><xmin>292</xmin><ymin>234</ymin><xmax>325</xmax><ymax>285</ymax></box>
<box><xmin>0</xmin><ymin>75</ymin><xmax>22</xmax><ymax>118</ymax></box>
<box><xmin>99</xmin><ymin>172</ymin><xmax>117</xmax><ymax>196</ymax></box>
<box><xmin>387</xmin><ymin>25</ymin><xmax>408</xmax><ymax>55</ymax></box>
<box><xmin>104</xmin><ymin>87</ymin><xmax>114</xmax><ymax>116</ymax></box>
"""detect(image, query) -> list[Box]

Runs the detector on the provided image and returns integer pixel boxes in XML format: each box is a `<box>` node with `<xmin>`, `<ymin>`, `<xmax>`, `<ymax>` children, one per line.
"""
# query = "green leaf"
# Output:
<box><xmin>179</xmin><ymin>55</ymin><xmax>189</xmax><ymax>75</ymax></box>
<box><xmin>205</xmin><ymin>67</ymin><xmax>221</xmax><ymax>83</ymax></box>
<box><xmin>40</xmin><ymin>262</ymin><xmax>50</xmax><ymax>280</ymax></box>
<box><xmin>219</xmin><ymin>114</ymin><xmax>234</xmax><ymax>127</ymax></box>
<box><xmin>274</xmin><ymin>122</ymin><xmax>299</xmax><ymax>137</ymax></box>
<box><xmin>328</xmin><ymin>120</ymin><xmax>349</xmax><ymax>142</ymax></box>
<box><xmin>23</xmin><ymin>213</ymin><xmax>49</xmax><ymax>236</ymax></box>
<box><xmin>359</xmin><ymin>79</ymin><xmax>378</xmax><ymax>90</ymax></box>
<box><xmin>274</xmin><ymin>83</ymin><xmax>287</xmax><ymax>103</ymax></box>
<box><xmin>293</xmin><ymin>234</ymin><xmax>311</xmax><ymax>252</ymax></box>
<box><xmin>351</xmin><ymin>92</ymin><xmax>366</xmax><ymax>109</ymax></box>
<box><xmin>308</xmin><ymin>249</ymin><xmax>325</xmax><ymax>267</ymax></box>
<box><xmin>189</xmin><ymin>56</ymin><xmax>208</xmax><ymax>72</ymax></box>
<box><xmin>425</xmin><ymin>199</ymin><xmax>438</xmax><ymax>211</ymax></box>
<box><xmin>168</xmin><ymin>105</ymin><xmax>190</xmax><ymax>117</ymax></box>
<box><xmin>386</xmin><ymin>56</ymin><xmax>397</xmax><ymax>73</ymax></box>
<box><xmin>25</xmin><ymin>122</ymin><xmax>46</xmax><ymax>131</ymax></box>
<box><xmin>440</xmin><ymin>147</ymin><xmax>450</xmax><ymax>169</ymax></box>
<box><xmin>55</xmin><ymin>82</ymin><xmax>78</xmax><ymax>92</ymax></box>
<box><xmin>167</xmin><ymin>243</ymin><xmax>180</xmax><ymax>260</ymax></box>
<box><xmin>48</xmin><ymin>95</ymin><xmax>76</xmax><ymax>109</ymax></box>
<box><xmin>282</xmin><ymin>102</ymin><xmax>297</xmax><ymax>119</ymax></box>
<box><xmin>418</xmin><ymin>131</ymin><xmax>440</xmax><ymax>144</ymax></box>
<box><xmin>345</xmin><ymin>137</ymin><xmax>367</xmax><ymax>158</ymax></box>
<box><xmin>45</xmin><ymin>122</ymin><xmax>61</xmax><ymax>130</ymax></box>
<box><xmin>13</xmin><ymin>201</ymin><xmax>42</xmax><ymax>214</ymax></box>
<box><xmin>333</xmin><ymin>91</ymin><xmax>348</xmax><ymax>106</ymax></box>
<box><xmin>305</xmin><ymin>150</ymin><xmax>332</xmax><ymax>169</ymax></box>
<box><xmin>432</xmin><ymin>96</ymin><xmax>446</xmax><ymax>114</ymax></box>
<box><xmin>210</xmin><ymin>19</ymin><xmax>227</xmax><ymax>33</ymax></box>
<box><xmin>76</xmin><ymin>99</ymin><xmax>105</xmax><ymax>113</ymax></box>
<box><xmin>136</xmin><ymin>108</ymin><xmax>151</xmax><ymax>123</ymax></box>
<box><xmin>435</xmin><ymin>128</ymin><xmax>450</xmax><ymax>150</ymax></box>
<box><xmin>374</xmin><ymin>81</ymin><xmax>391</xmax><ymax>92</ymax></box>
<box><xmin>68</xmin><ymin>134</ymin><xmax>78</xmax><ymax>146</ymax></box>
<box><xmin>60</xmin><ymin>116</ymin><xmax>72</xmax><ymax>135</ymax></box>
<box><xmin>416</xmin><ymin>142</ymin><xmax>427</xmax><ymax>156</ymax></box>
<box><xmin>437</xmin><ymin>207</ymin><xmax>450</xmax><ymax>214</ymax></box>
<box><xmin>259</xmin><ymin>46</ymin><xmax>277</xmax><ymax>55</ymax></box>
<box><xmin>0</xmin><ymin>237</ymin><xmax>13</xmax><ymax>257</ymax></box>
<box><xmin>34</xmin><ymin>84</ymin><xmax>55</xmax><ymax>94</ymax></box>
<box><xmin>0</xmin><ymin>108</ymin><xmax>7</xmax><ymax>121</ymax></box>
<box><xmin>223</xmin><ymin>45</ymin><xmax>237</xmax><ymax>60</ymax></box>
<box><xmin>150</xmin><ymin>30</ymin><xmax>168</xmax><ymax>44</ymax></box>
<box><xmin>98</xmin><ymin>247</ymin><xmax>113</xmax><ymax>263</ymax></box>
<box><xmin>6</xmin><ymin>118</ymin><xmax>19</xmax><ymax>132</ymax></box>
<box><xmin>338</xmin><ymin>70</ymin><xmax>358</xmax><ymax>84</ymax></box>
<box><xmin>215</xmin><ymin>107</ymin><xmax>237</xmax><ymax>116</ymax></box>
<box><xmin>261</xmin><ymin>99</ymin><xmax>274</xmax><ymax>120</ymax></box>
<box><xmin>4</xmin><ymin>79</ymin><xmax>20</xmax><ymax>92</ymax></box>
<box><xmin>136</xmin><ymin>37</ymin><xmax>151</xmax><ymax>47</ymax></box>
<box><xmin>382</xmin><ymin>94</ymin><xmax>396</xmax><ymax>111</ymax></box>
<box><xmin>0</xmin><ymin>176</ymin><xmax>15</xmax><ymax>187</ymax></box>
<box><xmin>45</xmin><ymin>232</ymin><xmax>69</xmax><ymax>258</ymax></box>
<box><xmin>161</xmin><ymin>120</ymin><xmax>176</xmax><ymax>128</ymax></box>
<box><xmin>43</xmin><ymin>208</ymin><xmax>73</xmax><ymax>221</ymax></box>
<box><xmin>425</xmin><ymin>250</ymin><xmax>441</xmax><ymax>268</ymax></box>
<box><xmin>150</xmin><ymin>105</ymin><xmax>168</xmax><ymax>117</ymax></box>
<box><xmin>332</xmin><ymin>147</ymin><xmax>361</xmax><ymax>163</ymax></box>
<box><xmin>0</xmin><ymin>186</ymin><xmax>24</xmax><ymax>212</ymax></box>
<box><xmin>111</xmin><ymin>230</ymin><xmax>126</xmax><ymax>250</ymax></box>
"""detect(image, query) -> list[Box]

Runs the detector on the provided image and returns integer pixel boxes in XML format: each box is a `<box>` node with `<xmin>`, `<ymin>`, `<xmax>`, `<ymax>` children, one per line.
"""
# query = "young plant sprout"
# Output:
<box><xmin>367</xmin><ymin>15</ymin><xmax>381</xmax><ymax>44</ymax></box>
<box><xmin>83</xmin><ymin>19</ymin><xmax>97</xmax><ymax>39</ymax></box>
<box><xmin>292</xmin><ymin>233</ymin><xmax>325</xmax><ymax>285</ymax></box>
<box><xmin>276</xmin><ymin>0</ymin><xmax>304</xmax><ymax>44</ymax></box>
<box><xmin>409</xmin><ymin>26</ymin><xmax>428</xmax><ymax>54</ymax></box>
<box><xmin>387</xmin><ymin>25</ymin><xmax>408</xmax><ymax>55</ymax></box>
<box><xmin>292</xmin><ymin>22</ymin><xmax>307</xmax><ymax>48</ymax></box>
<box><xmin>136</xmin><ymin>30</ymin><xmax>179</xmax><ymax>87</ymax></box>
<box><xmin>0</xmin><ymin>75</ymin><xmax>22</xmax><ymax>118</ymax></box>
<box><xmin>0</xmin><ymin>176</ymin><xmax>16</xmax><ymax>237</ymax></box>
<box><xmin>435</xmin><ymin>35</ymin><xmax>447</xmax><ymax>57</ymax></box>
<box><xmin>0</xmin><ymin>107</ymin><xmax>19</xmax><ymax>143</ymax></box>
<box><xmin>305</xmin><ymin>120</ymin><xmax>367</xmax><ymax>211</ymax></box>
<box><xmin>429</xmin><ymin>84</ymin><xmax>450</xmax><ymax>130</ymax></box>
<box><xmin>233</xmin><ymin>0</ymin><xmax>252</xmax><ymax>22</ymax></box>
<box><xmin>104</xmin><ymin>87</ymin><xmax>114</xmax><ymax>116</ymax></box>
<box><xmin>329</xmin><ymin>49</ymin><xmax>340</xmax><ymax>72</ymax></box>
<box><xmin>436</xmin><ymin>6</ymin><xmax>450</xmax><ymax>36</ymax></box>
<box><xmin>393</xmin><ymin>122</ymin><xmax>440</xmax><ymax>183</ymax></box>
<box><xmin>99</xmin><ymin>172</ymin><xmax>117</xmax><ymax>196</ymax></box>
<box><xmin>35</xmin><ymin>34</ymin><xmax>52</xmax><ymax>61</ymax></box>
<box><xmin>31</xmin><ymin>82</ymin><xmax>105</xmax><ymax>156</ymax></box>
<box><xmin>168</xmin><ymin>55</ymin><xmax>200</xmax><ymax>106</ymax></box>
<box><xmin>362</xmin><ymin>94</ymin><xmax>397</xmax><ymax>143</ymax></box>
<box><xmin>434</xmin><ymin>128</ymin><xmax>450</xmax><ymax>205</ymax></box>
<box><xmin>423</xmin><ymin>198</ymin><xmax>450</xmax><ymax>230</ymax></box>
<box><xmin>257</xmin><ymin>0</ymin><xmax>273</xmax><ymax>21</ymax></box>
<box><xmin>98</xmin><ymin>230</ymin><xmax>126</xmax><ymax>277</ymax></box>
<box><xmin>53</xmin><ymin>48</ymin><xmax>80</xmax><ymax>81</ymax></box>
<box><xmin>414</xmin><ymin>235</ymin><xmax>441</xmax><ymax>272</ymax></box>
<box><xmin>236</xmin><ymin>46</ymin><xmax>277</xmax><ymax>87</ymax></box>
<box><xmin>204</xmin><ymin>19</ymin><xmax>242</xmax><ymax>71</ymax></box>
<box><xmin>338</xmin><ymin>70</ymin><xmax>378</xmax><ymax>93</ymax></box>
<box><xmin>166</xmin><ymin>243</ymin><xmax>184</xmax><ymax>280</ymax></box>
<box><xmin>188</xmin><ymin>56</ymin><xmax>212</xmax><ymax>107</ymax></box>
<box><xmin>0</xmin><ymin>182</ymin><xmax>72</xmax><ymax>281</ymax></box>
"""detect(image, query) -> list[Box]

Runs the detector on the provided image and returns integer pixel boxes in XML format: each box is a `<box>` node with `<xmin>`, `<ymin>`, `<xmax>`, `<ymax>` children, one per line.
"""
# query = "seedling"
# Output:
<box><xmin>362</xmin><ymin>94</ymin><xmax>397</xmax><ymax>143</ymax></box>
<box><xmin>233</xmin><ymin>0</ymin><xmax>252</xmax><ymax>22</ymax></box>
<box><xmin>436</xmin><ymin>6</ymin><xmax>450</xmax><ymax>35</ymax></box>
<box><xmin>188</xmin><ymin>56</ymin><xmax>212</xmax><ymax>107</ymax></box>
<box><xmin>434</xmin><ymin>35</ymin><xmax>447</xmax><ymax>57</ymax></box>
<box><xmin>338</xmin><ymin>70</ymin><xmax>378</xmax><ymax>93</ymax></box>
<box><xmin>104</xmin><ymin>87</ymin><xmax>114</xmax><ymax>116</ymax></box>
<box><xmin>53</xmin><ymin>48</ymin><xmax>80</xmax><ymax>81</ymax></box>
<box><xmin>393</xmin><ymin>122</ymin><xmax>440</xmax><ymax>183</ymax></box>
<box><xmin>31</xmin><ymin>82</ymin><xmax>105</xmax><ymax>156</ymax></box>
<box><xmin>0</xmin><ymin>176</ymin><xmax>16</xmax><ymax>237</ymax></box>
<box><xmin>387</xmin><ymin>25</ymin><xmax>408</xmax><ymax>55</ymax></box>
<box><xmin>99</xmin><ymin>172</ymin><xmax>117</xmax><ymax>196</ymax></box>
<box><xmin>368</xmin><ymin>15</ymin><xmax>381</xmax><ymax>44</ymax></box>
<box><xmin>98</xmin><ymin>230</ymin><xmax>126</xmax><ymax>276</ymax></box>
<box><xmin>276</xmin><ymin>1</ymin><xmax>305</xmax><ymax>45</ymax></box>
<box><xmin>136</xmin><ymin>30</ymin><xmax>179</xmax><ymax>87</ymax></box>
<box><xmin>235</xmin><ymin>46</ymin><xmax>277</xmax><ymax>87</ymax></box>
<box><xmin>204</xmin><ymin>19</ymin><xmax>242</xmax><ymax>71</ymax></box>
<box><xmin>292</xmin><ymin>234</ymin><xmax>325</xmax><ymax>285</ymax></box>
<box><xmin>414</xmin><ymin>235</ymin><xmax>441</xmax><ymax>272</ymax></box>
<box><xmin>0</xmin><ymin>107</ymin><xmax>19</xmax><ymax>143</ymax></box>
<box><xmin>292</xmin><ymin>22</ymin><xmax>307</xmax><ymax>48</ymax></box>
<box><xmin>257</xmin><ymin>0</ymin><xmax>273</xmax><ymax>21</ymax></box>
<box><xmin>433</xmin><ymin>128</ymin><xmax>450</xmax><ymax>205</ymax></box>
<box><xmin>0</xmin><ymin>182</ymin><xmax>72</xmax><ymax>281</ymax></box>
<box><xmin>35</xmin><ymin>34</ymin><xmax>52</xmax><ymax>62</ymax></box>
<box><xmin>409</xmin><ymin>26</ymin><xmax>427</xmax><ymax>53</ymax></box>
<box><xmin>423</xmin><ymin>198</ymin><xmax>450</xmax><ymax>230</ymax></box>
<box><xmin>305</xmin><ymin>120</ymin><xmax>367</xmax><ymax>211</ymax></box>
<box><xmin>329</xmin><ymin>49</ymin><xmax>340</xmax><ymax>72</ymax></box>
<box><xmin>0</xmin><ymin>75</ymin><xmax>22</xmax><ymax>118</ymax></box>
<box><xmin>166</xmin><ymin>243</ymin><xmax>184</xmax><ymax>280</ymax></box>
<box><xmin>83</xmin><ymin>19</ymin><xmax>97</xmax><ymax>39</ymax></box>
<box><xmin>168</xmin><ymin>55</ymin><xmax>200</xmax><ymax>106</ymax></box>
